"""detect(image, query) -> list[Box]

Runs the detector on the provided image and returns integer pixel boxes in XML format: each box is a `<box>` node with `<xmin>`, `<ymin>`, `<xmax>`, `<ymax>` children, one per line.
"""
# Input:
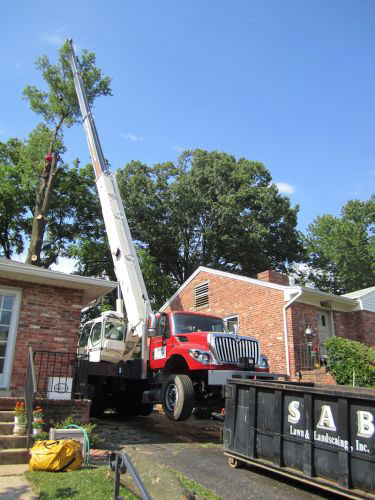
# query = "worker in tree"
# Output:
<box><xmin>42</xmin><ymin>152</ymin><xmax>54</xmax><ymax>177</ymax></box>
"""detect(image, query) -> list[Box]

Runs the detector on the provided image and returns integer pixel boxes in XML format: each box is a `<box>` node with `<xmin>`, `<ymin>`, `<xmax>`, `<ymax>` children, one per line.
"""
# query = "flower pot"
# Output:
<box><xmin>13</xmin><ymin>423</ymin><xmax>27</xmax><ymax>435</ymax></box>
<box><xmin>14</xmin><ymin>416</ymin><xmax>25</xmax><ymax>424</ymax></box>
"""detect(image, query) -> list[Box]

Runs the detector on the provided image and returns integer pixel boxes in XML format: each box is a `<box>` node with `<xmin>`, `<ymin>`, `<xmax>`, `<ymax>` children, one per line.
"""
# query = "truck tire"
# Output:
<box><xmin>162</xmin><ymin>374</ymin><xmax>194</xmax><ymax>421</ymax></box>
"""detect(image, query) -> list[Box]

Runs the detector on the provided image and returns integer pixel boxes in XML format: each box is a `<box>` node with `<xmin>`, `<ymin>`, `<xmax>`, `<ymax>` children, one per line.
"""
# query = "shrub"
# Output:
<box><xmin>325</xmin><ymin>337</ymin><xmax>375</xmax><ymax>387</ymax></box>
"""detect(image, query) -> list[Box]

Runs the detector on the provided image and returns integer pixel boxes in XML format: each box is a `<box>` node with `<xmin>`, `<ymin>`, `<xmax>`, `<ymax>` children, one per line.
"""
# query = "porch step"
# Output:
<box><xmin>0</xmin><ymin>422</ymin><xmax>16</xmax><ymax>435</ymax></box>
<box><xmin>0</xmin><ymin>449</ymin><xmax>30</xmax><ymax>465</ymax></box>
<box><xmin>0</xmin><ymin>411</ymin><xmax>14</xmax><ymax>422</ymax></box>
<box><xmin>0</xmin><ymin>435</ymin><xmax>28</xmax><ymax>449</ymax></box>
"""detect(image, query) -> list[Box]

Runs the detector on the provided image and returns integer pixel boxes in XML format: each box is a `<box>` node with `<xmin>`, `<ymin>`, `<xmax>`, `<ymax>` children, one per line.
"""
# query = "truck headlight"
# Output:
<box><xmin>258</xmin><ymin>354</ymin><xmax>269</xmax><ymax>369</ymax></box>
<box><xmin>189</xmin><ymin>349</ymin><xmax>211</xmax><ymax>364</ymax></box>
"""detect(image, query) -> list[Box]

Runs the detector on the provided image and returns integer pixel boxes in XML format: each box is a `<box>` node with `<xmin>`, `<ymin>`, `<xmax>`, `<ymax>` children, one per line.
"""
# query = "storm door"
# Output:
<box><xmin>317</xmin><ymin>310</ymin><xmax>333</xmax><ymax>356</ymax></box>
<box><xmin>0</xmin><ymin>289</ymin><xmax>21</xmax><ymax>389</ymax></box>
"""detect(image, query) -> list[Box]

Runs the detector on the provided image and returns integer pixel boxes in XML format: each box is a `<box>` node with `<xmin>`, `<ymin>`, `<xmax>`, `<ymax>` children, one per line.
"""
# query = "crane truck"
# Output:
<box><xmin>69</xmin><ymin>40</ymin><xmax>271</xmax><ymax>421</ymax></box>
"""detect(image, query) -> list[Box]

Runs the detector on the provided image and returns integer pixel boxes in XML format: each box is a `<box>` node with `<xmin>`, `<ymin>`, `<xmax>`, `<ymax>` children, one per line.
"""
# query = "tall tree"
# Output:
<box><xmin>23</xmin><ymin>41</ymin><xmax>111</xmax><ymax>266</ymax></box>
<box><xmin>118</xmin><ymin>149</ymin><xmax>303</xmax><ymax>286</ymax></box>
<box><xmin>0</xmin><ymin>138</ymin><xmax>27</xmax><ymax>258</ymax></box>
<box><xmin>300</xmin><ymin>196</ymin><xmax>375</xmax><ymax>294</ymax></box>
<box><xmin>0</xmin><ymin>125</ymin><xmax>103</xmax><ymax>268</ymax></box>
<box><xmin>71</xmin><ymin>149</ymin><xmax>303</xmax><ymax>307</ymax></box>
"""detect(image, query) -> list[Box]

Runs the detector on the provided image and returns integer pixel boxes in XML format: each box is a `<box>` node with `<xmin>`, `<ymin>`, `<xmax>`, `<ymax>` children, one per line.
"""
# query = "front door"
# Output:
<box><xmin>0</xmin><ymin>289</ymin><xmax>21</xmax><ymax>389</ymax></box>
<box><xmin>317</xmin><ymin>310</ymin><xmax>333</xmax><ymax>356</ymax></box>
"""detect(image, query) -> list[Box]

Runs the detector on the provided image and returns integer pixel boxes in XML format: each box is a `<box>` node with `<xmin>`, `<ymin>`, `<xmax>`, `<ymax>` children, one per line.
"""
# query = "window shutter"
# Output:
<box><xmin>195</xmin><ymin>282</ymin><xmax>209</xmax><ymax>308</ymax></box>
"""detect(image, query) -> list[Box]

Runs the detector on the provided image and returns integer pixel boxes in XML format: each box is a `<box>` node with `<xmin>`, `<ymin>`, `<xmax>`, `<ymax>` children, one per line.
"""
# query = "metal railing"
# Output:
<box><xmin>24</xmin><ymin>347</ymin><xmax>37</xmax><ymax>449</ymax></box>
<box><xmin>33</xmin><ymin>350</ymin><xmax>88</xmax><ymax>399</ymax></box>
<box><xmin>295</xmin><ymin>342</ymin><xmax>321</xmax><ymax>371</ymax></box>
<box><xmin>109</xmin><ymin>451</ymin><xmax>152</xmax><ymax>500</ymax></box>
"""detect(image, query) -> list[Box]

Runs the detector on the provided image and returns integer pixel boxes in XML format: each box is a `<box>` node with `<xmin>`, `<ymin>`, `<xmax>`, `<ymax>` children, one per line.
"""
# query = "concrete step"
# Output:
<box><xmin>0</xmin><ymin>423</ymin><xmax>16</xmax><ymax>435</ymax></box>
<box><xmin>0</xmin><ymin>449</ymin><xmax>29</xmax><ymax>465</ymax></box>
<box><xmin>0</xmin><ymin>411</ymin><xmax>13</xmax><ymax>422</ymax></box>
<box><xmin>0</xmin><ymin>435</ymin><xmax>28</xmax><ymax>449</ymax></box>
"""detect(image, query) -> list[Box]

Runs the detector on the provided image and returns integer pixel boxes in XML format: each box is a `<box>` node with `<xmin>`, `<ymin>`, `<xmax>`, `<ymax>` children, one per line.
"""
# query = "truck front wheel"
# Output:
<box><xmin>162</xmin><ymin>374</ymin><xmax>194</xmax><ymax>421</ymax></box>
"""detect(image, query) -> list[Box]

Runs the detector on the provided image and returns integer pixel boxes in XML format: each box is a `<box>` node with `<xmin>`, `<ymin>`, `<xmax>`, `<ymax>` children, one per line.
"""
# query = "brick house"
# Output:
<box><xmin>0</xmin><ymin>258</ymin><xmax>116</xmax><ymax>397</ymax></box>
<box><xmin>160</xmin><ymin>267</ymin><xmax>375</xmax><ymax>383</ymax></box>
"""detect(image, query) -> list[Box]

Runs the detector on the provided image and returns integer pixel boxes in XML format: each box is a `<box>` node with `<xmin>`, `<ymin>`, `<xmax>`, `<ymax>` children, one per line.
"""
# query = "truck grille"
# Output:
<box><xmin>212</xmin><ymin>335</ymin><xmax>259</xmax><ymax>365</ymax></box>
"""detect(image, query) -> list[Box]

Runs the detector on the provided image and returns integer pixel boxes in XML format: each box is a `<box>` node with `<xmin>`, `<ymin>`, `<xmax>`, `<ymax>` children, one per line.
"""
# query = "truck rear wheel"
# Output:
<box><xmin>162</xmin><ymin>374</ymin><xmax>194</xmax><ymax>421</ymax></box>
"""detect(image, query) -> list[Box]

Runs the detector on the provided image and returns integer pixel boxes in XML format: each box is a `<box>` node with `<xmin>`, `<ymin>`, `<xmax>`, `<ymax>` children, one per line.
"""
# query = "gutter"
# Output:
<box><xmin>282</xmin><ymin>289</ymin><xmax>303</xmax><ymax>377</ymax></box>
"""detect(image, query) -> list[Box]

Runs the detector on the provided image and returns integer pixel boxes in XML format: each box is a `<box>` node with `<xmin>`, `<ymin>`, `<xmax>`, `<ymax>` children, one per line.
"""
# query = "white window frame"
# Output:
<box><xmin>224</xmin><ymin>315</ymin><xmax>239</xmax><ymax>334</ymax></box>
<box><xmin>0</xmin><ymin>287</ymin><xmax>22</xmax><ymax>390</ymax></box>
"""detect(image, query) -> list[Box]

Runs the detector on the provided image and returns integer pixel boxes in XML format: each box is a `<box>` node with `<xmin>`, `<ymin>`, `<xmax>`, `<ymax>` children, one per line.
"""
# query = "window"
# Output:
<box><xmin>224</xmin><ymin>315</ymin><xmax>239</xmax><ymax>334</ymax></box>
<box><xmin>156</xmin><ymin>314</ymin><xmax>170</xmax><ymax>338</ymax></box>
<box><xmin>0</xmin><ymin>288</ymin><xmax>22</xmax><ymax>390</ymax></box>
<box><xmin>79</xmin><ymin>322</ymin><xmax>92</xmax><ymax>348</ymax></box>
<box><xmin>195</xmin><ymin>281</ymin><xmax>209</xmax><ymax>308</ymax></box>
<box><xmin>173</xmin><ymin>313</ymin><xmax>226</xmax><ymax>334</ymax></box>
<box><xmin>104</xmin><ymin>321</ymin><xmax>125</xmax><ymax>341</ymax></box>
<box><xmin>90</xmin><ymin>322</ymin><xmax>102</xmax><ymax>347</ymax></box>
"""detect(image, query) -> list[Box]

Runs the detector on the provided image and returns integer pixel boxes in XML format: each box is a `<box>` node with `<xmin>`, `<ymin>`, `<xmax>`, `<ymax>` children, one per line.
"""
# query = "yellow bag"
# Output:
<box><xmin>29</xmin><ymin>438</ymin><xmax>83</xmax><ymax>472</ymax></box>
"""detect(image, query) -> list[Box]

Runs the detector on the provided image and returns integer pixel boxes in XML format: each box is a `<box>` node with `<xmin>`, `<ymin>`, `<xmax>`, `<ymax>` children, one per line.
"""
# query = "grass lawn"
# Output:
<box><xmin>26</xmin><ymin>465</ymin><xmax>137</xmax><ymax>500</ymax></box>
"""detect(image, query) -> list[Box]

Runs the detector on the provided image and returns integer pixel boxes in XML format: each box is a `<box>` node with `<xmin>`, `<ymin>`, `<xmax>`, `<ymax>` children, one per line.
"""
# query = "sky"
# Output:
<box><xmin>1</xmin><ymin>0</ymin><xmax>374</xmax><ymax>272</ymax></box>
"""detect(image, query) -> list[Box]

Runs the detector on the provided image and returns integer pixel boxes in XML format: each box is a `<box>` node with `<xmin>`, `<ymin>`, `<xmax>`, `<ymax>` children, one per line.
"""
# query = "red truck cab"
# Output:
<box><xmin>148</xmin><ymin>311</ymin><xmax>269</xmax><ymax>420</ymax></box>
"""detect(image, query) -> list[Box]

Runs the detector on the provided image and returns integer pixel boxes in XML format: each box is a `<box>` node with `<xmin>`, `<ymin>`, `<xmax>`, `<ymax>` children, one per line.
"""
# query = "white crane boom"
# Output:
<box><xmin>68</xmin><ymin>40</ymin><xmax>152</xmax><ymax>341</ymax></box>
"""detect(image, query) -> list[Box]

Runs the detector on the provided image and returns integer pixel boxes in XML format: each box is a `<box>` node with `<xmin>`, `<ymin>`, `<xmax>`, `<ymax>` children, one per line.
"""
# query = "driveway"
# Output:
<box><xmin>95</xmin><ymin>411</ymin><xmax>337</xmax><ymax>500</ymax></box>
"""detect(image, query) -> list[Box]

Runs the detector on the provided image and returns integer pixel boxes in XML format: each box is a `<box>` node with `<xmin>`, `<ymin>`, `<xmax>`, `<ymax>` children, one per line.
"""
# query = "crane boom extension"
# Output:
<box><xmin>68</xmin><ymin>40</ymin><xmax>151</xmax><ymax>350</ymax></box>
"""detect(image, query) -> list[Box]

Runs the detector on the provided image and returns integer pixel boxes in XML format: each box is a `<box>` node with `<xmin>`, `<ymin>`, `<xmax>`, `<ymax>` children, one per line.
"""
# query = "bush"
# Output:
<box><xmin>49</xmin><ymin>416</ymin><xmax>104</xmax><ymax>449</ymax></box>
<box><xmin>325</xmin><ymin>337</ymin><xmax>375</xmax><ymax>387</ymax></box>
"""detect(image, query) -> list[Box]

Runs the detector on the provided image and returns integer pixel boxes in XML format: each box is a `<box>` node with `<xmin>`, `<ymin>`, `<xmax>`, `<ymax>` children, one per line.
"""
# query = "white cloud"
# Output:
<box><xmin>275</xmin><ymin>182</ymin><xmax>295</xmax><ymax>195</ymax></box>
<box><xmin>41</xmin><ymin>33</ymin><xmax>65</xmax><ymax>46</ymax></box>
<box><xmin>120</xmin><ymin>133</ymin><xmax>144</xmax><ymax>142</ymax></box>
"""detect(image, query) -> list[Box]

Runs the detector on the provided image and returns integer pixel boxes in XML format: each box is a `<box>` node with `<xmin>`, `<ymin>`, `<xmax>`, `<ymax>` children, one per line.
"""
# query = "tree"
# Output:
<box><xmin>0</xmin><ymin>138</ymin><xmax>27</xmax><ymax>258</ymax></box>
<box><xmin>300</xmin><ymin>196</ymin><xmax>375</xmax><ymax>294</ymax></box>
<box><xmin>0</xmin><ymin>125</ymin><xmax>104</xmax><ymax>268</ymax></box>
<box><xmin>23</xmin><ymin>41</ymin><xmax>111</xmax><ymax>266</ymax></box>
<box><xmin>116</xmin><ymin>149</ymin><xmax>304</xmax><ymax>288</ymax></box>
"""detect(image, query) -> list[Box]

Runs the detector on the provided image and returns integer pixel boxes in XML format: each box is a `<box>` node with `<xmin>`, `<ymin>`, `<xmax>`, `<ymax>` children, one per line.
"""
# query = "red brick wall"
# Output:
<box><xmin>166</xmin><ymin>271</ymin><xmax>289</xmax><ymax>373</ymax></box>
<box><xmin>0</xmin><ymin>397</ymin><xmax>91</xmax><ymax>424</ymax></box>
<box><xmin>333</xmin><ymin>310</ymin><xmax>375</xmax><ymax>347</ymax></box>
<box><xmin>0</xmin><ymin>277</ymin><xmax>83</xmax><ymax>394</ymax></box>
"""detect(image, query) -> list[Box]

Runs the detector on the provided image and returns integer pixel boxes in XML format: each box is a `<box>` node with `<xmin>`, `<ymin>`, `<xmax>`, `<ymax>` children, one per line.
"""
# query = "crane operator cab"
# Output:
<box><xmin>78</xmin><ymin>311</ymin><xmax>141</xmax><ymax>363</ymax></box>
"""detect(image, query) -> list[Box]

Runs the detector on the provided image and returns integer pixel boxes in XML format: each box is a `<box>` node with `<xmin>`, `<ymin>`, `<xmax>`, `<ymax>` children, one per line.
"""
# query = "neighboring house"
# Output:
<box><xmin>0</xmin><ymin>259</ymin><xmax>117</xmax><ymax>397</ymax></box>
<box><xmin>160</xmin><ymin>267</ymin><xmax>375</xmax><ymax>382</ymax></box>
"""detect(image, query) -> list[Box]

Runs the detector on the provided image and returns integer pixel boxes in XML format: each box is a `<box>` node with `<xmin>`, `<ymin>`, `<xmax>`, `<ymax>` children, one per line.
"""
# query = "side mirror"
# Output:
<box><xmin>148</xmin><ymin>313</ymin><xmax>157</xmax><ymax>329</ymax></box>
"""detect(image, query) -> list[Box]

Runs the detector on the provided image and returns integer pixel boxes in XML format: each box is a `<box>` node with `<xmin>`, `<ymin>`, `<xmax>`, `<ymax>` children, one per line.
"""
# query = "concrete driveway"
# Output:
<box><xmin>95</xmin><ymin>411</ymin><xmax>337</xmax><ymax>500</ymax></box>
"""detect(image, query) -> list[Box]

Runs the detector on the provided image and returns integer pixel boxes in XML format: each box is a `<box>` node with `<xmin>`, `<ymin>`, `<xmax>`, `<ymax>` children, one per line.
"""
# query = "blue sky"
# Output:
<box><xmin>1</xmin><ymin>0</ymin><xmax>374</xmax><ymax>242</ymax></box>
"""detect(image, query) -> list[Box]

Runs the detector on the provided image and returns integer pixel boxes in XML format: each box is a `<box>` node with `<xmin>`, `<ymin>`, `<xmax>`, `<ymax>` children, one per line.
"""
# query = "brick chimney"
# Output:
<box><xmin>257</xmin><ymin>270</ymin><xmax>289</xmax><ymax>286</ymax></box>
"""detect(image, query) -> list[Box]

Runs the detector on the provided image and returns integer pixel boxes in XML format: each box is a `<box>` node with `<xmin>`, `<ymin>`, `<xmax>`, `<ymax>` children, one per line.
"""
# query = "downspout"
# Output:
<box><xmin>282</xmin><ymin>289</ymin><xmax>303</xmax><ymax>377</ymax></box>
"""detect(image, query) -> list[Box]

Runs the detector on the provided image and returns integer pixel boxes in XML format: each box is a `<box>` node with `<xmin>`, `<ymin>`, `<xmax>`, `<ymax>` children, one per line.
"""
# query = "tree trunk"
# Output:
<box><xmin>25</xmin><ymin>118</ymin><xmax>64</xmax><ymax>267</ymax></box>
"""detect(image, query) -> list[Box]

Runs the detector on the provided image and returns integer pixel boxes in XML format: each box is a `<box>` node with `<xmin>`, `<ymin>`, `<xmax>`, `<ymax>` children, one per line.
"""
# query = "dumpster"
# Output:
<box><xmin>223</xmin><ymin>379</ymin><xmax>375</xmax><ymax>499</ymax></box>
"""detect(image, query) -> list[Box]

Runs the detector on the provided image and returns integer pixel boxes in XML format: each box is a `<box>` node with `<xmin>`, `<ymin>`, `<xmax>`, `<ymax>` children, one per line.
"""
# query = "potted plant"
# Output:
<box><xmin>13</xmin><ymin>401</ymin><xmax>27</xmax><ymax>435</ymax></box>
<box><xmin>32</xmin><ymin>406</ymin><xmax>44</xmax><ymax>435</ymax></box>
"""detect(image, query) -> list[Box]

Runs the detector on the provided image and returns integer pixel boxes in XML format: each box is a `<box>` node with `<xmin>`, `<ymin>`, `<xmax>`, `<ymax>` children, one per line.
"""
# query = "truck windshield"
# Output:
<box><xmin>104</xmin><ymin>321</ymin><xmax>125</xmax><ymax>341</ymax></box>
<box><xmin>173</xmin><ymin>314</ymin><xmax>226</xmax><ymax>334</ymax></box>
